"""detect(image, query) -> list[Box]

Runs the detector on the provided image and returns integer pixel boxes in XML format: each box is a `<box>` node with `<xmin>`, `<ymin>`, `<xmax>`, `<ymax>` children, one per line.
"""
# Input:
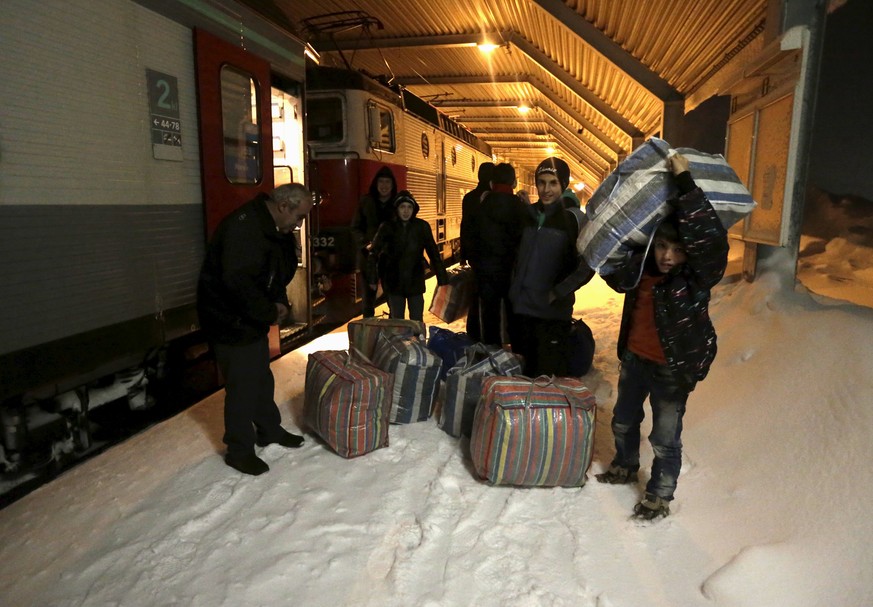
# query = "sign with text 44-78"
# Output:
<box><xmin>146</xmin><ymin>68</ymin><xmax>183</xmax><ymax>161</ymax></box>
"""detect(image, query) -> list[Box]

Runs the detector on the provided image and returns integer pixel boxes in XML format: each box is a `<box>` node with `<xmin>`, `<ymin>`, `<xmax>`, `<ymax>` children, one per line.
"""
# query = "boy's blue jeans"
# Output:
<box><xmin>609</xmin><ymin>351</ymin><xmax>690</xmax><ymax>501</ymax></box>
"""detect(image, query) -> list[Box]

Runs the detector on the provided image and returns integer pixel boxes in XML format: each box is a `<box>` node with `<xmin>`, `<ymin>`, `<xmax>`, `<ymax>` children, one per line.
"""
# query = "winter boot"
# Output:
<box><xmin>595</xmin><ymin>465</ymin><xmax>639</xmax><ymax>484</ymax></box>
<box><xmin>256</xmin><ymin>428</ymin><xmax>305</xmax><ymax>449</ymax></box>
<box><xmin>632</xmin><ymin>493</ymin><xmax>670</xmax><ymax>520</ymax></box>
<box><xmin>225</xmin><ymin>452</ymin><xmax>269</xmax><ymax>476</ymax></box>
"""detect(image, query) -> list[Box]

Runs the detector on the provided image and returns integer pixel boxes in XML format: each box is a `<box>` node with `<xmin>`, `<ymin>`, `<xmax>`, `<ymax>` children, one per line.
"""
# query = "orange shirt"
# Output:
<box><xmin>627</xmin><ymin>273</ymin><xmax>667</xmax><ymax>364</ymax></box>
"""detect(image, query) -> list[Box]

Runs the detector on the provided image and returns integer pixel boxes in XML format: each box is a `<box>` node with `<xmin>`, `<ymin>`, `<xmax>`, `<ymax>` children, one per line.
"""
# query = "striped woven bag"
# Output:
<box><xmin>372</xmin><ymin>332</ymin><xmax>442</xmax><ymax>424</ymax></box>
<box><xmin>304</xmin><ymin>350</ymin><xmax>393</xmax><ymax>458</ymax></box>
<box><xmin>469</xmin><ymin>375</ymin><xmax>596</xmax><ymax>487</ymax></box>
<box><xmin>578</xmin><ymin>136</ymin><xmax>755</xmax><ymax>275</ymax></box>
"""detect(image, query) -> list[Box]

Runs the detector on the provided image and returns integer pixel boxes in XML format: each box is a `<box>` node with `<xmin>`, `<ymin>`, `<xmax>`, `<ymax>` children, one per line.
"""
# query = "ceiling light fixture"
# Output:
<box><xmin>517</xmin><ymin>104</ymin><xmax>532</xmax><ymax>114</ymax></box>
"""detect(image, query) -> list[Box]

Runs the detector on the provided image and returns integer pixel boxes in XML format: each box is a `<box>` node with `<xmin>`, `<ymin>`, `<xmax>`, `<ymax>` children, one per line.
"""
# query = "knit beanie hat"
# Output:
<box><xmin>535</xmin><ymin>157</ymin><xmax>570</xmax><ymax>191</ymax></box>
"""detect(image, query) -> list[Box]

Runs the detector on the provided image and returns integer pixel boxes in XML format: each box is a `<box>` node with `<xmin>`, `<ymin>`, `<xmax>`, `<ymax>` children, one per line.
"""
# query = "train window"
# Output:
<box><xmin>367</xmin><ymin>101</ymin><xmax>395</xmax><ymax>153</ymax></box>
<box><xmin>220</xmin><ymin>65</ymin><xmax>262</xmax><ymax>184</ymax></box>
<box><xmin>307</xmin><ymin>94</ymin><xmax>344</xmax><ymax>143</ymax></box>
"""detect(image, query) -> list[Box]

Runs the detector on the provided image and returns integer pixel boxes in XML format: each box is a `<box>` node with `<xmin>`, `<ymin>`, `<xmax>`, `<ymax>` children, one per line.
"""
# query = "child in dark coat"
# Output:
<box><xmin>369</xmin><ymin>191</ymin><xmax>448</xmax><ymax>320</ymax></box>
<box><xmin>596</xmin><ymin>152</ymin><xmax>729</xmax><ymax>520</ymax></box>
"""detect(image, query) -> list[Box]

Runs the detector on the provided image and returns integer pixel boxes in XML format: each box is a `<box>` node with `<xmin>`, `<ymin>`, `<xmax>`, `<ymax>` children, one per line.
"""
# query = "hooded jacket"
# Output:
<box><xmin>197</xmin><ymin>193</ymin><xmax>298</xmax><ymax>345</ymax></box>
<box><xmin>351</xmin><ymin>166</ymin><xmax>398</xmax><ymax>268</ymax></box>
<box><xmin>460</xmin><ymin>162</ymin><xmax>495</xmax><ymax>264</ymax></box>
<box><xmin>604</xmin><ymin>175</ymin><xmax>729</xmax><ymax>391</ymax></box>
<box><xmin>469</xmin><ymin>185</ymin><xmax>528</xmax><ymax>295</ymax></box>
<box><xmin>370</xmin><ymin>193</ymin><xmax>448</xmax><ymax>296</ymax></box>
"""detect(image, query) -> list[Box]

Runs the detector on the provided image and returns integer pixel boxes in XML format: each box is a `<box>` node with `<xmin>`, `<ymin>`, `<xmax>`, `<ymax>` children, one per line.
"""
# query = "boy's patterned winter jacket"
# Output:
<box><xmin>606</xmin><ymin>176</ymin><xmax>729</xmax><ymax>392</ymax></box>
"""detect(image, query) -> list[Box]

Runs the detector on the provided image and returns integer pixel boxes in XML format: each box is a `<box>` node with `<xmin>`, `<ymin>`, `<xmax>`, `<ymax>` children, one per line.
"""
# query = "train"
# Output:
<box><xmin>0</xmin><ymin>0</ymin><xmax>493</xmax><ymax>503</ymax></box>
<box><xmin>306</xmin><ymin>66</ymin><xmax>493</xmax><ymax>323</ymax></box>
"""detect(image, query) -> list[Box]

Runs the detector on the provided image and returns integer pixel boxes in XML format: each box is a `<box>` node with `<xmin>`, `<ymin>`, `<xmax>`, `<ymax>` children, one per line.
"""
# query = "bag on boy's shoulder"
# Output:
<box><xmin>469</xmin><ymin>374</ymin><xmax>596</xmax><ymax>487</ymax></box>
<box><xmin>426</xmin><ymin>326</ymin><xmax>476</xmax><ymax>381</ymax></box>
<box><xmin>440</xmin><ymin>344</ymin><xmax>522</xmax><ymax>438</ymax></box>
<box><xmin>303</xmin><ymin>349</ymin><xmax>392</xmax><ymax>458</ymax></box>
<box><xmin>347</xmin><ymin>317</ymin><xmax>426</xmax><ymax>360</ymax></box>
<box><xmin>578</xmin><ymin>136</ymin><xmax>756</xmax><ymax>275</ymax></box>
<box><xmin>372</xmin><ymin>332</ymin><xmax>442</xmax><ymax>424</ymax></box>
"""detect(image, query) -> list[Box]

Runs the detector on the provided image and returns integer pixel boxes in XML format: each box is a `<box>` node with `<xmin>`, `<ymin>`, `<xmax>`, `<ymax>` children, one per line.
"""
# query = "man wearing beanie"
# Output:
<box><xmin>509</xmin><ymin>157</ymin><xmax>594</xmax><ymax>376</ymax></box>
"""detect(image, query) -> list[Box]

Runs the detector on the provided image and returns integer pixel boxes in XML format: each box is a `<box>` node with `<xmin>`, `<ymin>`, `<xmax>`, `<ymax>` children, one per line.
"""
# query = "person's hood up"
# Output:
<box><xmin>394</xmin><ymin>190</ymin><xmax>420</xmax><ymax>217</ymax></box>
<box><xmin>368</xmin><ymin>166</ymin><xmax>398</xmax><ymax>201</ymax></box>
<box><xmin>476</xmin><ymin>162</ymin><xmax>495</xmax><ymax>188</ymax></box>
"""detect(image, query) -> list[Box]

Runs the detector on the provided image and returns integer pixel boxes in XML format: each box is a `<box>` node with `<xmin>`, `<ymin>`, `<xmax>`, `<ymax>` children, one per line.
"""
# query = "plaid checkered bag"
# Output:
<box><xmin>372</xmin><ymin>332</ymin><xmax>443</xmax><ymax>424</ymax></box>
<box><xmin>439</xmin><ymin>344</ymin><xmax>522</xmax><ymax>438</ymax></box>
<box><xmin>347</xmin><ymin>317</ymin><xmax>426</xmax><ymax>360</ymax></box>
<box><xmin>304</xmin><ymin>350</ymin><xmax>392</xmax><ymax>458</ymax></box>
<box><xmin>429</xmin><ymin>265</ymin><xmax>474</xmax><ymax>323</ymax></box>
<box><xmin>578</xmin><ymin>137</ymin><xmax>755</xmax><ymax>274</ymax></box>
<box><xmin>470</xmin><ymin>375</ymin><xmax>596</xmax><ymax>487</ymax></box>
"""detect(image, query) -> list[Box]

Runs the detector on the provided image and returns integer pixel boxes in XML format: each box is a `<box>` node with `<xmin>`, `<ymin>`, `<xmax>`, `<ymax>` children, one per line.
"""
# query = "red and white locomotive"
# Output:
<box><xmin>304</xmin><ymin>66</ymin><xmax>493</xmax><ymax>323</ymax></box>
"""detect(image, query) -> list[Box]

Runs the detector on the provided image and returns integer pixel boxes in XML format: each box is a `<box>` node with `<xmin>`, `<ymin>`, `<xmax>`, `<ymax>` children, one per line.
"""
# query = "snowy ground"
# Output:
<box><xmin>1</xmin><ymin>247</ymin><xmax>872</xmax><ymax>607</ymax></box>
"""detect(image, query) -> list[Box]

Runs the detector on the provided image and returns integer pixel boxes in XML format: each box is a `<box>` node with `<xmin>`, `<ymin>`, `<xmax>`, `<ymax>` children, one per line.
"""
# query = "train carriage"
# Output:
<box><xmin>305</xmin><ymin>66</ymin><xmax>493</xmax><ymax>323</ymax></box>
<box><xmin>0</xmin><ymin>0</ymin><xmax>311</xmax><ymax>500</ymax></box>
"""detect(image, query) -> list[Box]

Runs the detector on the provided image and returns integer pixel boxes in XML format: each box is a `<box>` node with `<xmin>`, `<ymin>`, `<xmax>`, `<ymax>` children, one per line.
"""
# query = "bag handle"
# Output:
<box><xmin>463</xmin><ymin>343</ymin><xmax>511</xmax><ymax>375</ymax></box>
<box><xmin>522</xmin><ymin>375</ymin><xmax>591</xmax><ymax>411</ymax></box>
<box><xmin>348</xmin><ymin>346</ymin><xmax>376</xmax><ymax>367</ymax></box>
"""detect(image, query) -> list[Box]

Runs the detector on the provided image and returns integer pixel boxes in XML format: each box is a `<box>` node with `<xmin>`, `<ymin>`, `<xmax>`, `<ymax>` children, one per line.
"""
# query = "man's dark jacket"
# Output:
<box><xmin>197</xmin><ymin>193</ymin><xmax>298</xmax><ymax>345</ymax></box>
<box><xmin>469</xmin><ymin>188</ymin><xmax>527</xmax><ymax>297</ymax></box>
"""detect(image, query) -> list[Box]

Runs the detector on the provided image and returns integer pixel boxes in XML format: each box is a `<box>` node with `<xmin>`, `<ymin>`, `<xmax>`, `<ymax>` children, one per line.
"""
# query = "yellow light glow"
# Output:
<box><xmin>517</xmin><ymin>104</ymin><xmax>531</xmax><ymax>114</ymax></box>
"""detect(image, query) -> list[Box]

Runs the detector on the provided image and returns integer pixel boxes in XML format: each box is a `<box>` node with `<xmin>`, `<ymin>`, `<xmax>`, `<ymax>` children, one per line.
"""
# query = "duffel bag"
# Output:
<box><xmin>348</xmin><ymin>317</ymin><xmax>426</xmax><ymax>360</ymax></box>
<box><xmin>372</xmin><ymin>332</ymin><xmax>442</xmax><ymax>424</ymax></box>
<box><xmin>426</xmin><ymin>326</ymin><xmax>476</xmax><ymax>381</ymax></box>
<box><xmin>470</xmin><ymin>375</ymin><xmax>596</xmax><ymax>487</ymax></box>
<box><xmin>304</xmin><ymin>350</ymin><xmax>392</xmax><ymax>458</ymax></box>
<box><xmin>440</xmin><ymin>344</ymin><xmax>522</xmax><ymax>438</ymax></box>
<box><xmin>578</xmin><ymin>136</ymin><xmax>756</xmax><ymax>275</ymax></box>
<box><xmin>567</xmin><ymin>318</ymin><xmax>596</xmax><ymax>377</ymax></box>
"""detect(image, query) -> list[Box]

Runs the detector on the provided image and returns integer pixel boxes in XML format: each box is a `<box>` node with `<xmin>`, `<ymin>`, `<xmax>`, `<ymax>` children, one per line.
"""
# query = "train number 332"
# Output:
<box><xmin>312</xmin><ymin>236</ymin><xmax>335</xmax><ymax>248</ymax></box>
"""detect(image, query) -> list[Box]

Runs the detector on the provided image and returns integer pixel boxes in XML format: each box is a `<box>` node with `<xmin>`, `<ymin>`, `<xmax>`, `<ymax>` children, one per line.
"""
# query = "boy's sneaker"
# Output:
<box><xmin>595</xmin><ymin>465</ymin><xmax>639</xmax><ymax>484</ymax></box>
<box><xmin>632</xmin><ymin>493</ymin><xmax>670</xmax><ymax>520</ymax></box>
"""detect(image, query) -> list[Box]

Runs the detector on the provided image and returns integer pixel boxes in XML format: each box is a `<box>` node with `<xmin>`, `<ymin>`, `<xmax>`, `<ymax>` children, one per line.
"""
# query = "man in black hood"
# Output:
<box><xmin>351</xmin><ymin>166</ymin><xmax>398</xmax><ymax>317</ymax></box>
<box><xmin>459</xmin><ymin>161</ymin><xmax>495</xmax><ymax>340</ymax></box>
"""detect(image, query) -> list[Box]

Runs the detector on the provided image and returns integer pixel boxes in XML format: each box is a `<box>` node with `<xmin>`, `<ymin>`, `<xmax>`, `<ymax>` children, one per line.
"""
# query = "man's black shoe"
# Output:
<box><xmin>256</xmin><ymin>428</ymin><xmax>304</xmax><ymax>449</ymax></box>
<box><xmin>225</xmin><ymin>452</ymin><xmax>269</xmax><ymax>476</ymax></box>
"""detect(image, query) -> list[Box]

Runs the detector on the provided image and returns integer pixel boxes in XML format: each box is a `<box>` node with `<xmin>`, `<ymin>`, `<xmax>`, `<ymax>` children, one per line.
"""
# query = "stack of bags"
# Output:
<box><xmin>302</xmin><ymin>318</ymin><xmax>598</xmax><ymax>489</ymax></box>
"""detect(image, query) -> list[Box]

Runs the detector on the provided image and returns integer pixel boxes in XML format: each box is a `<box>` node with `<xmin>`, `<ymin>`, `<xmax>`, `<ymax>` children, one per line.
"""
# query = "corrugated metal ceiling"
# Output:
<box><xmin>252</xmin><ymin>0</ymin><xmax>768</xmax><ymax>190</ymax></box>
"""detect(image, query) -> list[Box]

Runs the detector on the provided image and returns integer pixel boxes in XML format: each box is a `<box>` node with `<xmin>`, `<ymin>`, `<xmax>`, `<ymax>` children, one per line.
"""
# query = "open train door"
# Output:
<box><xmin>193</xmin><ymin>28</ymin><xmax>282</xmax><ymax>355</ymax></box>
<box><xmin>194</xmin><ymin>28</ymin><xmax>273</xmax><ymax>235</ymax></box>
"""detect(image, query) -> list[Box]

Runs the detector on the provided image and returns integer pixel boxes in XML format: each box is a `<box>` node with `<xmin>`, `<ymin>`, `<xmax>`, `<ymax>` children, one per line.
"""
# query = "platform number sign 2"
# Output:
<box><xmin>146</xmin><ymin>68</ymin><xmax>183</xmax><ymax>161</ymax></box>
